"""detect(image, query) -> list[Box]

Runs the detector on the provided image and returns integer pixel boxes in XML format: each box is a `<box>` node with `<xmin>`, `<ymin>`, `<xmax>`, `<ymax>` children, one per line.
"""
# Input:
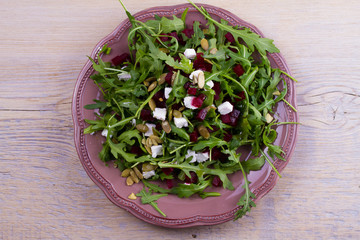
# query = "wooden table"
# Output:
<box><xmin>1</xmin><ymin>0</ymin><xmax>359</xmax><ymax>239</ymax></box>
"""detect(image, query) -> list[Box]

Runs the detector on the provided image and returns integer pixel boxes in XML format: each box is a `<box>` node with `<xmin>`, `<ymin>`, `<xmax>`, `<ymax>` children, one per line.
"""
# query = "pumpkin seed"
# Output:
<box><xmin>198</xmin><ymin>125</ymin><xmax>210</xmax><ymax>139</ymax></box>
<box><xmin>149</xmin><ymin>99</ymin><xmax>156</xmax><ymax>111</ymax></box>
<box><xmin>162</xmin><ymin>120</ymin><xmax>172</xmax><ymax>133</ymax></box>
<box><xmin>210</xmin><ymin>48</ymin><xmax>218</xmax><ymax>54</ymax></box>
<box><xmin>144</xmin><ymin>81</ymin><xmax>150</xmax><ymax>87</ymax></box>
<box><xmin>148</xmin><ymin>81</ymin><xmax>157</xmax><ymax>92</ymax></box>
<box><xmin>145</xmin><ymin>145</ymin><xmax>152</xmax><ymax>154</ymax></box>
<box><xmin>145</xmin><ymin>76</ymin><xmax>156</xmax><ymax>83</ymax></box>
<box><xmin>146</xmin><ymin>138</ymin><xmax>153</xmax><ymax>148</ymax></box>
<box><xmin>178</xmin><ymin>106</ymin><xmax>185</xmax><ymax>112</ymax></box>
<box><xmin>158</xmin><ymin>73</ymin><xmax>167</xmax><ymax>85</ymax></box>
<box><xmin>197</xmin><ymin>71</ymin><xmax>205</xmax><ymax>89</ymax></box>
<box><xmin>129</xmin><ymin>169</ymin><xmax>140</xmax><ymax>183</ymax></box>
<box><xmin>150</xmin><ymin>135</ymin><xmax>163</xmax><ymax>143</ymax></box>
<box><xmin>126</xmin><ymin>176</ymin><xmax>134</xmax><ymax>186</ymax></box>
<box><xmin>142</xmin><ymin>163</ymin><xmax>157</xmax><ymax>172</ymax></box>
<box><xmin>159</xmin><ymin>48</ymin><xmax>170</xmax><ymax>53</ymax></box>
<box><xmin>128</xmin><ymin>193</ymin><xmax>137</xmax><ymax>200</ymax></box>
<box><xmin>141</xmin><ymin>138</ymin><xmax>146</xmax><ymax>145</ymax></box>
<box><xmin>173</xmin><ymin>110</ymin><xmax>182</xmax><ymax>118</ymax></box>
<box><xmin>201</xmin><ymin>38</ymin><xmax>209</xmax><ymax>51</ymax></box>
<box><xmin>168</xmin><ymin>109</ymin><xmax>173</xmax><ymax>121</ymax></box>
<box><xmin>121</xmin><ymin>168</ymin><xmax>131</xmax><ymax>177</ymax></box>
<box><xmin>133</xmin><ymin>167</ymin><xmax>143</xmax><ymax>180</ymax></box>
<box><xmin>171</xmin><ymin>71</ymin><xmax>177</xmax><ymax>86</ymax></box>
<box><xmin>136</xmin><ymin>124</ymin><xmax>149</xmax><ymax>133</ymax></box>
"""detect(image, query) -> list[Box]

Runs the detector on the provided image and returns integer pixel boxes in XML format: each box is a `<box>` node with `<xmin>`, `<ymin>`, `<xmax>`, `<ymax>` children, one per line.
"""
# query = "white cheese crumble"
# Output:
<box><xmin>189</xmin><ymin>70</ymin><xmax>203</xmax><ymax>80</ymax></box>
<box><xmin>206</xmin><ymin>80</ymin><xmax>214</xmax><ymax>89</ymax></box>
<box><xmin>185</xmin><ymin>150</ymin><xmax>197</xmax><ymax>163</ymax></box>
<box><xmin>218</xmin><ymin>101</ymin><xmax>233</xmax><ymax>115</ymax></box>
<box><xmin>131</xmin><ymin>119</ymin><xmax>136</xmax><ymax>126</ymax></box>
<box><xmin>184</xmin><ymin>96</ymin><xmax>198</xmax><ymax>109</ymax></box>
<box><xmin>143</xmin><ymin>170</ymin><xmax>156</xmax><ymax>179</ymax></box>
<box><xmin>195</xmin><ymin>152</ymin><xmax>209</xmax><ymax>163</ymax></box>
<box><xmin>184</xmin><ymin>49</ymin><xmax>197</xmax><ymax>59</ymax></box>
<box><xmin>153</xmin><ymin>108</ymin><xmax>167</xmax><ymax>121</ymax></box>
<box><xmin>144</xmin><ymin>123</ymin><xmax>156</xmax><ymax>137</ymax></box>
<box><xmin>151</xmin><ymin>145</ymin><xmax>163</xmax><ymax>158</ymax></box>
<box><xmin>174</xmin><ymin>117</ymin><xmax>188</xmax><ymax>128</ymax></box>
<box><xmin>164</xmin><ymin>87</ymin><xmax>172</xmax><ymax>99</ymax></box>
<box><xmin>101</xmin><ymin>129</ymin><xmax>112</xmax><ymax>138</ymax></box>
<box><xmin>117</xmin><ymin>73</ymin><xmax>131</xmax><ymax>81</ymax></box>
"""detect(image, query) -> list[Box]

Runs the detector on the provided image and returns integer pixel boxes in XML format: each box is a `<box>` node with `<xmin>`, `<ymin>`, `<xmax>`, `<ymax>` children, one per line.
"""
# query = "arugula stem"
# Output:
<box><xmin>135</xmin><ymin>86</ymin><xmax>161</xmax><ymax>118</ymax></box>
<box><xmin>222</xmin><ymin>74</ymin><xmax>249</xmax><ymax>117</ymax></box>
<box><xmin>278</xmin><ymin>70</ymin><xmax>298</xmax><ymax>82</ymax></box>
<box><xmin>169</xmin><ymin>144</ymin><xmax>187</xmax><ymax>154</ymax></box>
<box><xmin>282</xmin><ymin>99</ymin><xmax>297</xmax><ymax>112</ymax></box>
<box><xmin>260</xmin><ymin>149</ymin><xmax>282</xmax><ymax>178</ymax></box>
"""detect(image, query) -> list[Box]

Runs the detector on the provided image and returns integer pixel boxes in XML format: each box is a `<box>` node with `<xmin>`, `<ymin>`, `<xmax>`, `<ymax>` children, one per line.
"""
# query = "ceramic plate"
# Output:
<box><xmin>72</xmin><ymin>3</ymin><xmax>298</xmax><ymax>228</ymax></box>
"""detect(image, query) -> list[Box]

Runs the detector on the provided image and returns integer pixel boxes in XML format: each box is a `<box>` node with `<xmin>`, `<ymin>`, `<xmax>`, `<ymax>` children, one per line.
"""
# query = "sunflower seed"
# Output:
<box><xmin>201</xmin><ymin>38</ymin><xmax>209</xmax><ymax>51</ymax></box>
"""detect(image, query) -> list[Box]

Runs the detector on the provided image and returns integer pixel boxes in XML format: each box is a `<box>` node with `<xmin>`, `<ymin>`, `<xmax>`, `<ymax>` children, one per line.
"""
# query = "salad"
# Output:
<box><xmin>84</xmin><ymin>0</ymin><xmax>297</xmax><ymax>220</ymax></box>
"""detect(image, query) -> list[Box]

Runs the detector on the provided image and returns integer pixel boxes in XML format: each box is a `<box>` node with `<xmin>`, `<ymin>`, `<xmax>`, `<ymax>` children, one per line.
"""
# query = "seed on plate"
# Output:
<box><xmin>142</xmin><ymin>162</ymin><xmax>157</xmax><ymax>172</ymax></box>
<box><xmin>265</xmin><ymin>113</ymin><xmax>273</xmax><ymax>123</ymax></box>
<box><xmin>210</xmin><ymin>48</ymin><xmax>218</xmax><ymax>54</ymax></box>
<box><xmin>126</xmin><ymin>176</ymin><xmax>134</xmax><ymax>186</ymax></box>
<box><xmin>173</xmin><ymin>110</ymin><xmax>182</xmax><ymax>118</ymax></box>
<box><xmin>148</xmin><ymin>81</ymin><xmax>157</xmax><ymax>92</ymax></box>
<box><xmin>198</xmin><ymin>125</ymin><xmax>210</xmax><ymax>139</ymax></box>
<box><xmin>200</xmin><ymin>38</ymin><xmax>209</xmax><ymax>51</ymax></box>
<box><xmin>133</xmin><ymin>167</ymin><xmax>143</xmax><ymax>180</ymax></box>
<box><xmin>129</xmin><ymin>169</ymin><xmax>140</xmax><ymax>183</ymax></box>
<box><xmin>128</xmin><ymin>193</ymin><xmax>137</xmax><ymax>200</ymax></box>
<box><xmin>158</xmin><ymin>73</ymin><xmax>167</xmax><ymax>85</ymax></box>
<box><xmin>197</xmin><ymin>71</ymin><xmax>205</xmax><ymax>89</ymax></box>
<box><xmin>159</xmin><ymin>48</ymin><xmax>170</xmax><ymax>53</ymax></box>
<box><xmin>149</xmin><ymin>99</ymin><xmax>156</xmax><ymax>111</ymax></box>
<box><xmin>121</xmin><ymin>168</ymin><xmax>131</xmax><ymax>177</ymax></box>
<box><xmin>150</xmin><ymin>135</ymin><xmax>163</xmax><ymax>143</ymax></box>
<box><xmin>162</xmin><ymin>120</ymin><xmax>172</xmax><ymax>133</ymax></box>
<box><xmin>145</xmin><ymin>145</ymin><xmax>152</xmax><ymax>154</ymax></box>
<box><xmin>136</xmin><ymin>124</ymin><xmax>149</xmax><ymax>133</ymax></box>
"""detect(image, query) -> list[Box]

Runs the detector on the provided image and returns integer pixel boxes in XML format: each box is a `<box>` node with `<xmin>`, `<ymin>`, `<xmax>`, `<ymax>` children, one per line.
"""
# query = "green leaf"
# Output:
<box><xmin>160</xmin><ymin>15</ymin><xmax>185</xmax><ymax>33</ymax></box>
<box><xmin>192</xmin><ymin>137</ymin><xmax>227</xmax><ymax>151</ymax></box>
<box><xmin>170</xmin><ymin>180</ymin><xmax>212</xmax><ymax>198</ymax></box>
<box><xmin>242</xmin><ymin>156</ymin><xmax>265</xmax><ymax>173</ymax></box>
<box><xmin>136</xmin><ymin>187</ymin><xmax>167</xmax><ymax>217</ymax></box>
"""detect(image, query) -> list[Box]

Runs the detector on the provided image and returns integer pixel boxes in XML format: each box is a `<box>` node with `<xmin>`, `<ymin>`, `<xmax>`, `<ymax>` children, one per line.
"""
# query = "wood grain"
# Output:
<box><xmin>0</xmin><ymin>0</ymin><xmax>359</xmax><ymax>239</ymax></box>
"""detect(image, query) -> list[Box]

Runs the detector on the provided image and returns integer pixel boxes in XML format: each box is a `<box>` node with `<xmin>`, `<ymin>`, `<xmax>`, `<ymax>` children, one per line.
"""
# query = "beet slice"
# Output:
<box><xmin>212</xmin><ymin>176</ymin><xmax>223</xmax><ymax>187</ymax></box>
<box><xmin>166</xmin><ymin>179</ymin><xmax>174</xmax><ymax>189</ymax></box>
<box><xmin>233</xmin><ymin>64</ymin><xmax>245</xmax><ymax>77</ymax></box>
<box><xmin>189</xmin><ymin>131</ymin><xmax>199</xmax><ymax>142</ymax></box>
<box><xmin>225</xmin><ymin>32</ymin><xmax>235</xmax><ymax>43</ymax></box>
<box><xmin>111</xmin><ymin>53</ymin><xmax>130</xmax><ymax>66</ymax></box>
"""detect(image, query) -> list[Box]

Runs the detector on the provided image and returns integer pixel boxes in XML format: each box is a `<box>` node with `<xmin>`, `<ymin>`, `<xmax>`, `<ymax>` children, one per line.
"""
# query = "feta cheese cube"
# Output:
<box><xmin>164</xmin><ymin>87</ymin><xmax>172</xmax><ymax>99</ymax></box>
<box><xmin>151</xmin><ymin>145</ymin><xmax>163</xmax><ymax>158</ymax></box>
<box><xmin>144</xmin><ymin>123</ymin><xmax>156</xmax><ymax>137</ymax></box>
<box><xmin>153</xmin><ymin>108</ymin><xmax>167</xmax><ymax>121</ymax></box>
<box><xmin>143</xmin><ymin>170</ymin><xmax>156</xmax><ymax>179</ymax></box>
<box><xmin>184</xmin><ymin>49</ymin><xmax>197</xmax><ymax>59</ymax></box>
<box><xmin>218</xmin><ymin>101</ymin><xmax>233</xmax><ymax>115</ymax></box>
<box><xmin>174</xmin><ymin>117</ymin><xmax>188</xmax><ymax>128</ymax></box>
<box><xmin>189</xmin><ymin>70</ymin><xmax>203</xmax><ymax>80</ymax></box>
<box><xmin>206</xmin><ymin>80</ymin><xmax>214</xmax><ymax>89</ymax></box>
<box><xmin>195</xmin><ymin>152</ymin><xmax>209</xmax><ymax>163</ymax></box>
<box><xmin>184</xmin><ymin>96</ymin><xmax>198</xmax><ymax>109</ymax></box>
<box><xmin>185</xmin><ymin>150</ymin><xmax>197</xmax><ymax>163</ymax></box>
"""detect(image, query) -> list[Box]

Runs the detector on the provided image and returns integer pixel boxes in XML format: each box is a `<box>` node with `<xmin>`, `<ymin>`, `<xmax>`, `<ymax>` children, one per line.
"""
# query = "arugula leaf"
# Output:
<box><xmin>242</xmin><ymin>156</ymin><xmax>265</xmax><ymax>174</ymax></box>
<box><xmin>161</xmin><ymin>15</ymin><xmax>185</xmax><ymax>33</ymax></box>
<box><xmin>136</xmin><ymin>187</ymin><xmax>168</xmax><ymax>217</ymax></box>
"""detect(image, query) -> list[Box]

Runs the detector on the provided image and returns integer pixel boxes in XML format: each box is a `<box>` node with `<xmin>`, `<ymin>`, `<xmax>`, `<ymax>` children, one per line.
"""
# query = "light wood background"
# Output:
<box><xmin>1</xmin><ymin>0</ymin><xmax>359</xmax><ymax>239</ymax></box>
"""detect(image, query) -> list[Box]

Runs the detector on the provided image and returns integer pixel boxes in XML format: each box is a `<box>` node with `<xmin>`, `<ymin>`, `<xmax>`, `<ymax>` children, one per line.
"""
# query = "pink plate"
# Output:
<box><xmin>72</xmin><ymin>3</ymin><xmax>298</xmax><ymax>228</ymax></box>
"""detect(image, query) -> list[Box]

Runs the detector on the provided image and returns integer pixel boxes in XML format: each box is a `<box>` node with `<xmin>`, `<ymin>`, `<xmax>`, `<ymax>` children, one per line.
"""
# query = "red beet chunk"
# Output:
<box><xmin>193</xmin><ymin>52</ymin><xmax>212</xmax><ymax>72</ymax></box>
<box><xmin>212</xmin><ymin>176</ymin><xmax>223</xmax><ymax>187</ymax></box>
<box><xmin>166</xmin><ymin>179</ymin><xmax>174</xmax><ymax>189</ymax></box>
<box><xmin>225</xmin><ymin>32</ymin><xmax>236</xmax><ymax>43</ymax></box>
<box><xmin>155</xmin><ymin>122</ymin><xmax>162</xmax><ymax>131</ymax></box>
<box><xmin>162</xmin><ymin>168</ymin><xmax>174</xmax><ymax>176</ymax></box>
<box><xmin>185</xmin><ymin>171</ymin><xmax>198</xmax><ymax>184</ymax></box>
<box><xmin>196</xmin><ymin>107</ymin><xmax>209</xmax><ymax>121</ymax></box>
<box><xmin>198</xmin><ymin>93</ymin><xmax>207</xmax><ymax>101</ymax></box>
<box><xmin>224</xmin><ymin>133</ymin><xmax>233</xmax><ymax>142</ymax></box>
<box><xmin>165</xmin><ymin>72</ymin><xmax>173</xmax><ymax>85</ymax></box>
<box><xmin>184</xmin><ymin>81</ymin><xmax>191</xmax><ymax>89</ymax></box>
<box><xmin>111</xmin><ymin>53</ymin><xmax>130</xmax><ymax>66</ymax></box>
<box><xmin>233</xmin><ymin>64</ymin><xmax>245</xmax><ymax>77</ymax></box>
<box><xmin>189</xmin><ymin>131</ymin><xmax>198</xmax><ymax>142</ymax></box>
<box><xmin>192</xmin><ymin>96</ymin><xmax>204</xmax><ymax>108</ymax></box>
<box><xmin>213</xmin><ymin>82</ymin><xmax>221</xmax><ymax>100</ymax></box>
<box><xmin>221</xmin><ymin>114</ymin><xmax>231</xmax><ymax>124</ymax></box>
<box><xmin>236</xmin><ymin>91</ymin><xmax>246</xmax><ymax>101</ymax></box>
<box><xmin>130</xmin><ymin>146</ymin><xmax>143</xmax><ymax>155</ymax></box>
<box><xmin>171</xmin><ymin>103</ymin><xmax>181</xmax><ymax>110</ymax></box>
<box><xmin>182</xmin><ymin>28</ymin><xmax>194</xmax><ymax>38</ymax></box>
<box><xmin>140</xmin><ymin>109</ymin><xmax>155</xmax><ymax>121</ymax></box>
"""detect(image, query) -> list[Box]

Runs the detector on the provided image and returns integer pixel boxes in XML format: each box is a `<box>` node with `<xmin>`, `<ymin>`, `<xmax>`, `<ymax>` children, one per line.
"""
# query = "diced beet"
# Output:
<box><xmin>162</xmin><ymin>168</ymin><xmax>174</xmax><ymax>176</ymax></box>
<box><xmin>184</xmin><ymin>81</ymin><xmax>191</xmax><ymax>89</ymax></box>
<box><xmin>211</xmin><ymin>148</ymin><xmax>222</xmax><ymax>161</ymax></box>
<box><xmin>155</xmin><ymin>122</ymin><xmax>162</xmax><ymax>131</ymax></box>
<box><xmin>225</xmin><ymin>32</ymin><xmax>236</xmax><ymax>43</ymax></box>
<box><xmin>182</xmin><ymin>28</ymin><xmax>194</xmax><ymax>38</ymax></box>
<box><xmin>212</xmin><ymin>176</ymin><xmax>223</xmax><ymax>187</ymax></box>
<box><xmin>171</xmin><ymin>103</ymin><xmax>181</xmax><ymax>110</ymax></box>
<box><xmin>130</xmin><ymin>146</ymin><xmax>143</xmax><ymax>155</ymax></box>
<box><xmin>208</xmin><ymin>126</ymin><xmax>219</xmax><ymax>133</ymax></box>
<box><xmin>196</xmin><ymin>107</ymin><xmax>209</xmax><ymax>121</ymax></box>
<box><xmin>230</xmin><ymin>117</ymin><xmax>238</xmax><ymax>126</ymax></box>
<box><xmin>111</xmin><ymin>53</ymin><xmax>130</xmax><ymax>66</ymax></box>
<box><xmin>166</xmin><ymin>179</ymin><xmax>174</xmax><ymax>189</ymax></box>
<box><xmin>221</xmin><ymin>114</ymin><xmax>231</xmax><ymax>124</ymax></box>
<box><xmin>233</xmin><ymin>64</ymin><xmax>245</xmax><ymax>77</ymax></box>
<box><xmin>198</xmin><ymin>93</ymin><xmax>207</xmax><ymax>101</ymax></box>
<box><xmin>166</xmin><ymin>65</ymin><xmax>174</xmax><ymax>72</ymax></box>
<box><xmin>140</xmin><ymin>109</ymin><xmax>155</xmax><ymax>121</ymax></box>
<box><xmin>189</xmin><ymin>131</ymin><xmax>198</xmax><ymax>142</ymax></box>
<box><xmin>187</xmin><ymin>87</ymin><xmax>197</xmax><ymax>95</ymax></box>
<box><xmin>231</xmin><ymin>109</ymin><xmax>241</xmax><ymax>119</ymax></box>
<box><xmin>193</xmin><ymin>52</ymin><xmax>212</xmax><ymax>72</ymax></box>
<box><xmin>192</xmin><ymin>96</ymin><xmax>204</xmax><ymax>108</ymax></box>
<box><xmin>213</xmin><ymin>82</ymin><xmax>221</xmax><ymax>100</ymax></box>
<box><xmin>185</xmin><ymin>171</ymin><xmax>198</xmax><ymax>184</ymax></box>
<box><xmin>236</xmin><ymin>91</ymin><xmax>246</xmax><ymax>101</ymax></box>
<box><xmin>165</xmin><ymin>72</ymin><xmax>173</xmax><ymax>85</ymax></box>
<box><xmin>224</xmin><ymin>133</ymin><xmax>233</xmax><ymax>142</ymax></box>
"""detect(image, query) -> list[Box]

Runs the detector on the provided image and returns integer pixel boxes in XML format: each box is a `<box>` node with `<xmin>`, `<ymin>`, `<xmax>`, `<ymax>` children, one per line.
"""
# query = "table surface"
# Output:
<box><xmin>1</xmin><ymin>0</ymin><xmax>359</xmax><ymax>239</ymax></box>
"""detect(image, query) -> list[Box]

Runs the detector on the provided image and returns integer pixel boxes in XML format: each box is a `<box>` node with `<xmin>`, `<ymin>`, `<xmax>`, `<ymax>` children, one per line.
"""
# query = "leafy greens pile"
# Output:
<box><xmin>84</xmin><ymin>0</ymin><xmax>297</xmax><ymax>220</ymax></box>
